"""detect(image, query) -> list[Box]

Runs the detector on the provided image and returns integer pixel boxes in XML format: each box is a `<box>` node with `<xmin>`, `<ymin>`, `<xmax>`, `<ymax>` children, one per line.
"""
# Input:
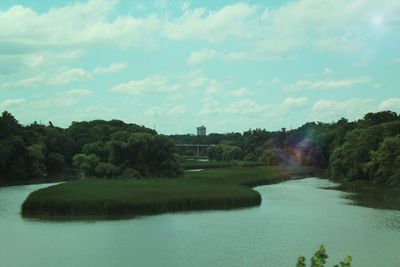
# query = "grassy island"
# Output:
<box><xmin>21</xmin><ymin>166</ymin><xmax>311</xmax><ymax>220</ymax></box>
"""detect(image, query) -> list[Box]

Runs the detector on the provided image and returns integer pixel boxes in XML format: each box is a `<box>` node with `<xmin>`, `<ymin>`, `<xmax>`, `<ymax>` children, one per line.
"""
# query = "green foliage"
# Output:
<box><xmin>328</xmin><ymin>121</ymin><xmax>400</xmax><ymax>182</ymax></box>
<box><xmin>1</xmin><ymin>110</ymin><xmax>399</xmax><ymax>186</ymax></box>
<box><xmin>0</xmin><ymin>111</ymin><xmax>177</xmax><ymax>184</ymax></box>
<box><xmin>311</xmin><ymin>245</ymin><xmax>328</xmax><ymax>267</ymax></box>
<box><xmin>21</xmin><ymin>166</ymin><xmax>294</xmax><ymax>219</ymax></box>
<box><xmin>362</xmin><ymin>111</ymin><xmax>398</xmax><ymax>127</ymax></box>
<box><xmin>364</xmin><ymin>135</ymin><xmax>400</xmax><ymax>185</ymax></box>
<box><xmin>333</xmin><ymin>256</ymin><xmax>352</xmax><ymax>267</ymax></box>
<box><xmin>94</xmin><ymin>162</ymin><xmax>122</xmax><ymax>178</ymax></box>
<box><xmin>72</xmin><ymin>154</ymin><xmax>101</xmax><ymax>177</ymax></box>
<box><xmin>26</xmin><ymin>143</ymin><xmax>46</xmax><ymax>178</ymax></box>
<box><xmin>222</xmin><ymin>145</ymin><xmax>243</xmax><ymax>160</ymax></box>
<box><xmin>207</xmin><ymin>146</ymin><xmax>224</xmax><ymax>160</ymax></box>
<box><xmin>73</xmin><ymin>132</ymin><xmax>182</xmax><ymax>178</ymax></box>
<box><xmin>296</xmin><ymin>256</ymin><xmax>306</xmax><ymax>267</ymax></box>
<box><xmin>259</xmin><ymin>149</ymin><xmax>282</xmax><ymax>165</ymax></box>
<box><xmin>206</xmin><ymin>145</ymin><xmax>243</xmax><ymax>161</ymax></box>
<box><xmin>296</xmin><ymin>245</ymin><xmax>352</xmax><ymax>267</ymax></box>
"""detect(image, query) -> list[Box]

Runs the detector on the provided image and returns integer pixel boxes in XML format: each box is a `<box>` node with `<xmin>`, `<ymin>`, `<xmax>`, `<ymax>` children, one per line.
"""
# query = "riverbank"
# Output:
<box><xmin>21</xmin><ymin>165</ymin><xmax>313</xmax><ymax>220</ymax></box>
<box><xmin>0</xmin><ymin>168</ymin><xmax>80</xmax><ymax>188</ymax></box>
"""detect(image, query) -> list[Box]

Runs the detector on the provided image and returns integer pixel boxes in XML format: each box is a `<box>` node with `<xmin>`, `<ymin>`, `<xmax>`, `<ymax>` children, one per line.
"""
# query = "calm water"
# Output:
<box><xmin>1</xmin><ymin>178</ymin><xmax>400</xmax><ymax>267</ymax></box>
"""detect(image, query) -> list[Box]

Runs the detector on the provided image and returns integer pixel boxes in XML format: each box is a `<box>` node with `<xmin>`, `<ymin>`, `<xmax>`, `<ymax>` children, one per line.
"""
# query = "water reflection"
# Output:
<box><xmin>335</xmin><ymin>182</ymin><xmax>400</xmax><ymax>211</ymax></box>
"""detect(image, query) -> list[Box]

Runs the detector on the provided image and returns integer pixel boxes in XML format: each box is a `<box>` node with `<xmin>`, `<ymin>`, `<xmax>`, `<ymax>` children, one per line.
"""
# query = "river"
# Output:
<box><xmin>1</xmin><ymin>178</ymin><xmax>400</xmax><ymax>266</ymax></box>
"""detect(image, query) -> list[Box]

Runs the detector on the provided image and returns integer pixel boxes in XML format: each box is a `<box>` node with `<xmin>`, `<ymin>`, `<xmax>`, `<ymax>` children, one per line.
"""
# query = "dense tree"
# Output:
<box><xmin>206</xmin><ymin>145</ymin><xmax>243</xmax><ymax>161</ymax></box>
<box><xmin>172</xmin><ymin>111</ymin><xmax>400</xmax><ymax>186</ymax></box>
<box><xmin>0</xmin><ymin>111</ymin><xmax>22</xmax><ymax>138</ymax></box>
<box><xmin>0</xmin><ymin>112</ymin><xmax>178</xmax><ymax>184</ymax></box>
<box><xmin>361</xmin><ymin>111</ymin><xmax>398</xmax><ymax>126</ymax></box>
<box><xmin>1</xmin><ymin>110</ymin><xmax>399</xmax><ymax>186</ymax></box>
<box><xmin>73</xmin><ymin>132</ymin><xmax>182</xmax><ymax>178</ymax></box>
<box><xmin>328</xmin><ymin>121</ymin><xmax>400</xmax><ymax>181</ymax></box>
<box><xmin>364</xmin><ymin>135</ymin><xmax>400</xmax><ymax>185</ymax></box>
<box><xmin>259</xmin><ymin>149</ymin><xmax>282</xmax><ymax>165</ymax></box>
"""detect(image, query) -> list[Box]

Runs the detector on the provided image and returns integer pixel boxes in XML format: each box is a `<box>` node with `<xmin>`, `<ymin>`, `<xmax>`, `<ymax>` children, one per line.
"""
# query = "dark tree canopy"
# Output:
<box><xmin>1</xmin><ymin>110</ymin><xmax>399</xmax><ymax>186</ymax></box>
<box><xmin>0</xmin><ymin>112</ymin><xmax>180</xmax><ymax>184</ymax></box>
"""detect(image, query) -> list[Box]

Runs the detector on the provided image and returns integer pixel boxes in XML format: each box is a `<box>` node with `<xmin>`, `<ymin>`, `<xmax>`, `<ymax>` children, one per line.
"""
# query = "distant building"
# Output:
<box><xmin>197</xmin><ymin>126</ymin><xmax>206</xmax><ymax>136</ymax></box>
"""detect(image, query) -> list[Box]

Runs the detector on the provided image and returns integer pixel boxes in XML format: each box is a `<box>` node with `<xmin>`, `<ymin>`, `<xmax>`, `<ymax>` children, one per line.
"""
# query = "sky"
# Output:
<box><xmin>0</xmin><ymin>0</ymin><xmax>399</xmax><ymax>134</ymax></box>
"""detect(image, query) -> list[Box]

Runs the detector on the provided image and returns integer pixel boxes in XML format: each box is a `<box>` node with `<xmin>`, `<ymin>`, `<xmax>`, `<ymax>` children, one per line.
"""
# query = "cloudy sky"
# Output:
<box><xmin>0</xmin><ymin>0</ymin><xmax>399</xmax><ymax>134</ymax></box>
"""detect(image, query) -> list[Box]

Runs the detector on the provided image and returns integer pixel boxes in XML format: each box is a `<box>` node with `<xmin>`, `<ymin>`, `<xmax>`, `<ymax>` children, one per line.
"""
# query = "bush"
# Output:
<box><xmin>259</xmin><ymin>149</ymin><xmax>282</xmax><ymax>165</ymax></box>
<box><xmin>296</xmin><ymin>245</ymin><xmax>352</xmax><ymax>267</ymax></box>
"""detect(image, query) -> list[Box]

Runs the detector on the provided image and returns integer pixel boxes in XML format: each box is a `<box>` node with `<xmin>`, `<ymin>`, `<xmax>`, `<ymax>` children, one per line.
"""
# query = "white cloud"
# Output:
<box><xmin>1</xmin><ymin>0</ymin><xmax>399</xmax><ymax>59</ymax></box>
<box><xmin>225</xmin><ymin>99</ymin><xmax>266</xmax><ymax>115</ymax></box>
<box><xmin>283</xmin><ymin>97</ymin><xmax>308</xmax><ymax>106</ymax></box>
<box><xmin>0</xmin><ymin>50</ymin><xmax>84</xmax><ymax>75</ymax></box>
<box><xmin>323</xmin><ymin>67</ymin><xmax>334</xmax><ymax>75</ymax></box>
<box><xmin>187</xmin><ymin>49</ymin><xmax>219</xmax><ymax>65</ymax></box>
<box><xmin>163</xmin><ymin>3</ymin><xmax>258</xmax><ymax>42</ymax></box>
<box><xmin>0</xmin><ymin>67</ymin><xmax>91</xmax><ymax>89</ymax></box>
<box><xmin>60</xmin><ymin>89</ymin><xmax>92</xmax><ymax>97</ymax></box>
<box><xmin>259</xmin><ymin>0</ymin><xmax>400</xmax><ymax>54</ymax></box>
<box><xmin>204</xmin><ymin>80</ymin><xmax>223</xmax><ymax>97</ymax></box>
<box><xmin>0</xmin><ymin>98</ymin><xmax>27</xmax><ymax>110</ymax></box>
<box><xmin>37</xmin><ymin>89</ymin><xmax>92</xmax><ymax>107</ymax></box>
<box><xmin>1</xmin><ymin>0</ymin><xmax>398</xmax><ymax>74</ymax></box>
<box><xmin>154</xmin><ymin>0</ymin><xmax>167</xmax><ymax>9</ymax></box>
<box><xmin>256</xmin><ymin>77</ymin><xmax>281</xmax><ymax>86</ymax></box>
<box><xmin>144</xmin><ymin>106</ymin><xmax>164</xmax><ymax>117</ymax></box>
<box><xmin>50</xmin><ymin>68</ymin><xmax>91</xmax><ymax>85</ymax></box>
<box><xmin>229</xmin><ymin>87</ymin><xmax>251</xmax><ymax>97</ymax></box>
<box><xmin>181</xmin><ymin>0</ymin><xmax>400</xmax><ymax>63</ymax></box>
<box><xmin>311</xmin><ymin>98</ymin><xmax>373</xmax><ymax>120</ymax></box>
<box><xmin>111</xmin><ymin>76</ymin><xmax>180</xmax><ymax>95</ymax></box>
<box><xmin>284</xmin><ymin>76</ymin><xmax>371</xmax><ymax>91</ymax></box>
<box><xmin>200</xmin><ymin>98</ymin><xmax>267</xmax><ymax>116</ymax></box>
<box><xmin>144</xmin><ymin>105</ymin><xmax>187</xmax><ymax>117</ymax></box>
<box><xmin>188</xmin><ymin>75</ymin><xmax>208</xmax><ymax>88</ymax></box>
<box><xmin>187</xmin><ymin>49</ymin><xmax>281</xmax><ymax>65</ymax></box>
<box><xmin>93</xmin><ymin>63</ymin><xmax>127</xmax><ymax>74</ymax></box>
<box><xmin>0</xmin><ymin>1</ymin><xmax>161</xmax><ymax>52</ymax></box>
<box><xmin>379</xmin><ymin>98</ymin><xmax>400</xmax><ymax>110</ymax></box>
<box><xmin>168</xmin><ymin>105</ymin><xmax>187</xmax><ymax>116</ymax></box>
<box><xmin>313</xmin><ymin>99</ymin><xmax>371</xmax><ymax>112</ymax></box>
<box><xmin>199</xmin><ymin>99</ymin><xmax>223</xmax><ymax>115</ymax></box>
<box><xmin>1</xmin><ymin>76</ymin><xmax>44</xmax><ymax>88</ymax></box>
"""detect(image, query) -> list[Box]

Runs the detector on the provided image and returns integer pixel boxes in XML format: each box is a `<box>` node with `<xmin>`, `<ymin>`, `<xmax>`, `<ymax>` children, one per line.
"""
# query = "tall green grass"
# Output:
<box><xmin>181</xmin><ymin>160</ymin><xmax>263</xmax><ymax>170</ymax></box>
<box><xmin>22</xmin><ymin>166</ymin><xmax>312</xmax><ymax>219</ymax></box>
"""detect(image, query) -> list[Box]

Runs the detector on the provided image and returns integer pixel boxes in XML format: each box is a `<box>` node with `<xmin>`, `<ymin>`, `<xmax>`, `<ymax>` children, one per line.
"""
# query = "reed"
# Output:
<box><xmin>22</xmin><ymin>166</ymin><xmax>309</xmax><ymax>219</ymax></box>
<box><xmin>181</xmin><ymin>160</ymin><xmax>263</xmax><ymax>170</ymax></box>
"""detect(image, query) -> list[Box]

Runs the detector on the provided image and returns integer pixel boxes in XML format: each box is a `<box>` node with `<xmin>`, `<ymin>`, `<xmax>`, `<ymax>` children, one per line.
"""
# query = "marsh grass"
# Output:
<box><xmin>22</xmin><ymin>166</ymin><xmax>311</xmax><ymax>219</ymax></box>
<box><xmin>181</xmin><ymin>160</ymin><xmax>264</xmax><ymax>170</ymax></box>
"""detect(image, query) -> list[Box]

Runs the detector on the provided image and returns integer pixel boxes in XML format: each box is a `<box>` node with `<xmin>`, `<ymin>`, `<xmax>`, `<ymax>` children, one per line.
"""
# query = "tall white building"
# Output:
<box><xmin>197</xmin><ymin>126</ymin><xmax>206</xmax><ymax>136</ymax></box>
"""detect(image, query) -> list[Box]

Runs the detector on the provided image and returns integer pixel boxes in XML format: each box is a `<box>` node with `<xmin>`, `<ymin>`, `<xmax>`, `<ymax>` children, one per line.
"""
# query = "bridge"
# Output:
<box><xmin>175</xmin><ymin>144</ymin><xmax>216</xmax><ymax>157</ymax></box>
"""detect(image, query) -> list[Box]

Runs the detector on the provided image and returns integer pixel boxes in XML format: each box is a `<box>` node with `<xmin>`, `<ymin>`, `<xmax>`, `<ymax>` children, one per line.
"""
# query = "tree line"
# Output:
<box><xmin>0</xmin><ymin>111</ymin><xmax>181</xmax><ymax>184</ymax></box>
<box><xmin>170</xmin><ymin>111</ymin><xmax>400</xmax><ymax>185</ymax></box>
<box><xmin>1</xmin><ymin>110</ymin><xmax>399</xmax><ymax>185</ymax></box>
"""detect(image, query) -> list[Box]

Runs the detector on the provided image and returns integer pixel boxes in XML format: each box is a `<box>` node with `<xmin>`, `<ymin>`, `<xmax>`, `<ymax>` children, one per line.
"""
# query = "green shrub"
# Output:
<box><xmin>296</xmin><ymin>245</ymin><xmax>352</xmax><ymax>267</ymax></box>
